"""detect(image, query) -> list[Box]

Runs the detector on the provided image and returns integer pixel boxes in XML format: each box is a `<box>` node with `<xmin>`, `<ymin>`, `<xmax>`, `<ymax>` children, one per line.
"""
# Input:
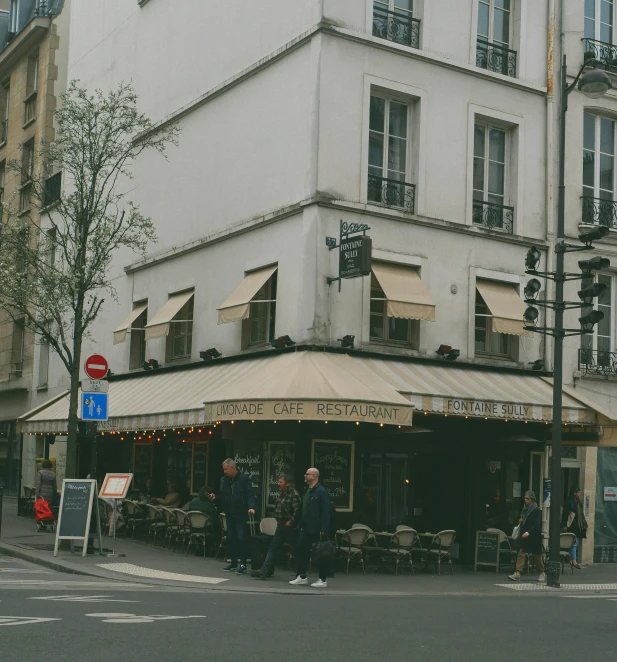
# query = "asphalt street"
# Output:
<box><xmin>0</xmin><ymin>553</ymin><xmax>615</xmax><ymax>662</ymax></box>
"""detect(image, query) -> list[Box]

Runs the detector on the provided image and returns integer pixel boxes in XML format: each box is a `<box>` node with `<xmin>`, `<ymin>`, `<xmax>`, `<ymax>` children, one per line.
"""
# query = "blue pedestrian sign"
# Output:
<box><xmin>81</xmin><ymin>392</ymin><xmax>108</xmax><ymax>421</ymax></box>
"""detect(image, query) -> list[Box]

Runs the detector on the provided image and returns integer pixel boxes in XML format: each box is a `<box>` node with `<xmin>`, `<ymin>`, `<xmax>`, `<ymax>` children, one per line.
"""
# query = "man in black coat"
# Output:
<box><xmin>210</xmin><ymin>458</ymin><xmax>255</xmax><ymax>575</ymax></box>
<box><xmin>290</xmin><ymin>467</ymin><xmax>331</xmax><ymax>588</ymax></box>
<box><xmin>509</xmin><ymin>490</ymin><xmax>546</xmax><ymax>582</ymax></box>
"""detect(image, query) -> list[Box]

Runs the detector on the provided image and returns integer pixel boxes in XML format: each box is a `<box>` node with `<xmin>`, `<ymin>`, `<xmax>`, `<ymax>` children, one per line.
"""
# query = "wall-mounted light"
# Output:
<box><xmin>525</xmin><ymin>246</ymin><xmax>541</xmax><ymax>273</ymax></box>
<box><xmin>338</xmin><ymin>335</ymin><xmax>355</xmax><ymax>349</ymax></box>
<box><xmin>436</xmin><ymin>344</ymin><xmax>460</xmax><ymax>361</ymax></box>
<box><xmin>270</xmin><ymin>335</ymin><xmax>295</xmax><ymax>349</ymax></box>
<box><xmin>200</xmin><ymin>348</ymin><xmax>222</xmax><ymax>361</ymax></box>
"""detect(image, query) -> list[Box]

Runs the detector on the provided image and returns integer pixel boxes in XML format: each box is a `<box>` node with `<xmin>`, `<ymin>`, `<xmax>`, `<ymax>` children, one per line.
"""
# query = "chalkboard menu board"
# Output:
<box><xmin>267</xmin><ymin>442</ymin><xmax>295</xmax><ymax>507</ymax></box>
<box><xmin>474</xmin><ymin>531</ymin><xmax>501</xmax><ymax>572</ymax></box>
<box><xmin>234</xmin><ymin>442</ymin><xmax>264</xmax><ymax>517</ymax></box>
<box><xmin>312</xmin><ymin>439</ymin><xmax>354</xmax><ymax>512</ymax></box>
<box><xmin>133</xmin><ymin>443</ymin><xmax>153</xmax><ymax>493</ymax></box>
<box><xmin>54</xmin><ymin>479</ymin><xmax>102</xmax><ymax>558</ymax></box>
<box><xmin>191</xmin><ymin>442</ymin><xmax>209</xmax><ymax>495</ymax></box>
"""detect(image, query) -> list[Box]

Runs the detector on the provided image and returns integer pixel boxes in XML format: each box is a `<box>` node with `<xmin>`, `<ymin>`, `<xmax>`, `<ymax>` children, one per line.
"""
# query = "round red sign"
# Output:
<box><xmin>84</xmin><ymin>353</ymin><xmax>108</xmax><ymax>380</ymax></box>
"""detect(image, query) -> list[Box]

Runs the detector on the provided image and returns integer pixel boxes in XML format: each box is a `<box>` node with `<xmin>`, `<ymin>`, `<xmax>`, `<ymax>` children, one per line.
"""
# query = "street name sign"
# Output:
<box><xmin>81</xmin><ymin>392</ymin><xmax>108</xmax><ymax>421</ymax></box>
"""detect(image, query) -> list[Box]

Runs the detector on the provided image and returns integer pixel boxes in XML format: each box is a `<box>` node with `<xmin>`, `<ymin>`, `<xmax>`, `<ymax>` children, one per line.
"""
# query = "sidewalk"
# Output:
<box><xmin>2</xmin><ymin>499</ymin><xmax>616</xmax><ymax>596</ymax></box>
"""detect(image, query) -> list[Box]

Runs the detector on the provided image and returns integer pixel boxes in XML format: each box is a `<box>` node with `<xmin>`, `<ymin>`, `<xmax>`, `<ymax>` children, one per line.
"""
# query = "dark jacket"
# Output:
<box><xmin>301</xmin><ymin>482</ymin><xmax>331</xmax><ymax>535</ymax></box>
<box><xmin>218</xmin><ymin>472</ymin><xmax>256</xmax><ymax>515</ymax></box>
<box><xmin>36</xmin><ymin>469</ymin><xmax>57</xmax><ymax>503</ymax></box>
<box><xmin>521</xmin><ymin>505</ymin><xmax>543</xmax><ymax>554</ymax></box>
<box><xmin>187</xmin><ymin>496</ymin><xmax>220</xmax><ymax>532</ymax></box>
<box><xmin>561</xmin><ymin>499</ymin><xmax>588</xmax><ymax>539</ymax></box>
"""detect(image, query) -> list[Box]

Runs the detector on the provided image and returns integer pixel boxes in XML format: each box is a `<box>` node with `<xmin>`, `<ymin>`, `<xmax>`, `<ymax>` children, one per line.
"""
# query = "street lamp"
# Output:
<box><xmin>547</xmin><ymin>55</ymin><xmax>611</xmax><ymax>587</ymax></box>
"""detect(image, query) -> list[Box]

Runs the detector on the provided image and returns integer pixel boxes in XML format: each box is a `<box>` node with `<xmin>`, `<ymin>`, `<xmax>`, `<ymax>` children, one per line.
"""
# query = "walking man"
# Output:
<box><xmin>211</xmin><ymin>458</ymin><xmax>255</xmax><ymax>575</ymax></box>
<box><xmin>561</xmin><ymin>487</ymin><xmax>587</xmax><ymax>569</ymax></box>
<box><xmin>290</xmin><ymin>467</ymin><xmax>331</xmax><ymax>588</ymax></box>
<box><xmin>251</xmin><ymin>473</ymin><xmax>301</xmax><ymax>580</ymax></box>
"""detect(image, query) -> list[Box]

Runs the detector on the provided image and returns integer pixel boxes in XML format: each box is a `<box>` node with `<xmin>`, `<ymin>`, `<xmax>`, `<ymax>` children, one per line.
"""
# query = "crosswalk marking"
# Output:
<box><xmin>85</xmin><ymin>612</ymin><xmax>206</xmax><ymax>624</ymax></box>
<box><xmin>0</xmin><ymin>616</ymin><xmax>61</xmax><ymax>627</ymax></box>
<box><xmin>97</xmin><ymin>563</ymin><xmax>228</xmax><ymax>584</ymax></box>
<box><xmin>29</xmin><ymin>595</ymin><xmax>140</xmax><ymax>603</ymax></box>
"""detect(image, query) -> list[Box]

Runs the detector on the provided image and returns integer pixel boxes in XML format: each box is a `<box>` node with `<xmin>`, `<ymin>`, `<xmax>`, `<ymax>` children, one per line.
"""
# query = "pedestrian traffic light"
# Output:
<box><xmin>579</xmin><ymin>310</ymin><xmax>604</xmax><ymax>328</ymax></box>
<box><xmin>524</xmin><ymin>278</ymin><xmax>542</xmax><ymax>300</ymax></box>
<box><xmin>524</xmin><ymin>306</ymin><xmax>539</xmax><ymax>323</ymax></box>
<box><xmin>525</xmin><ymin>247</ymin><xmax>541</xmax><ymax>272</ymax></box>
<box><xmin>578</xmin><ymin>282</ymin><xmax>608</xmax><ymax>302</ymax></box>
<box><xmin>579</xmin><ymin>225</ymin><xmax>609</xmax><ymax>247</ymax></box>
<box><xmin>579</xmin><ymin>256</ymin><xmax>610</xmax><ymax>273</ymax></box>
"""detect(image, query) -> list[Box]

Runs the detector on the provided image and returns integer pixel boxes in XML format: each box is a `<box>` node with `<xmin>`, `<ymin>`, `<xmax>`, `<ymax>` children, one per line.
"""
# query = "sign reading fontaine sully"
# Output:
<box><xmin>204</xmin><ymin>399</ymin><xmax>412</xmax><ymax>426</ymax></box>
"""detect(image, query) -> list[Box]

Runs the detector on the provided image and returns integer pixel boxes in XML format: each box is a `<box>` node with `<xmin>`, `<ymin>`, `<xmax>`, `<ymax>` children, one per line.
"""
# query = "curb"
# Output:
<box><xmin>0</xmin><ymin>541</ymin><xmax>102</xmax><ymax>578</ymax></box>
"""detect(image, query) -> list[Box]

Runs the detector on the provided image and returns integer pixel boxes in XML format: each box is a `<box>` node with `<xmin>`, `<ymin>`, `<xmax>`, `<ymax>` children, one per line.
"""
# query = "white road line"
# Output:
<box><xmin>85</xmin><ymin>612</ymin><xmax>206</xmax><ymax>624</ymax></box>
<box><xmin>97</xmin><ymin>563</ymin><xmax>228</xmax><ymax>584</ymax></box>
<box><xmin>0</xmin><ymin>568</ymin><xmax>54</xmax><ymax>574</ymax></box>
<box><xmin>497</xmin><ymin>582</ymin><xmax>617</xmax><ymax>591</ymax></box>
<box><xmin>29</xmin><ymin>595</ymin><xmax>141</xmax><ymax>603</ymax></box>
<box><xmin>0</xmin><ymin>580</ymin><xmax>151</xmax><ymax>588</ymax></box>
<box><xmin>0</xmin><ymin>616</ymin><xmax>61</xmax><ymax>627</ymax></box>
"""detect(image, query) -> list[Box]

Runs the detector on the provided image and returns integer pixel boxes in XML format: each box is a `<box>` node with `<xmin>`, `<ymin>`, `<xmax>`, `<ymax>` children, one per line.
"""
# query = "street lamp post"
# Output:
<box><xmin>547</xmin><ymin>55</ymin><xmax>612</xmax><ymax>588</ymax></box>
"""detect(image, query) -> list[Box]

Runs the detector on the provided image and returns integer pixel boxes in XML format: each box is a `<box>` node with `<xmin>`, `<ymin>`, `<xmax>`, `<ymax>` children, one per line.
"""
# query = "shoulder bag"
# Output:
<box><xmin>511</xmin><ymin>524</ymin><xmax>521</xmax><ymax>540</ymax></box>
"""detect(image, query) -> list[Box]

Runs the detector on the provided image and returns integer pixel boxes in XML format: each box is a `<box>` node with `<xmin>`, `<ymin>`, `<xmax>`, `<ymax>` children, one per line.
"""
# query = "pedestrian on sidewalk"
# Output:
<box><xmin>210</xmin><ymin>459</ymin><xmax>255</xmax><ymax>575</ymax></box>
<box><xmin>509</xmin><ymin>490</ymin><xmax>546</xmax><ymax>583</ymax></box>
<box><xmin>561</xmin><ymin>487</ymin><xmax>587</xmax><ymax>570</ymax></box>
<box><xmin>290</xmin><ymin>467</ymin><xmax>331</xmax><ymax>589</ymax></box>
<box><xmin>35</xmin><ymin>459</ymin><xmax>58</xmax><ymax>532</ymax></box>
<box><xmin>251</xmin><ymin>473</ymin><xmax>301</xmax><ymax>580</ymax></box>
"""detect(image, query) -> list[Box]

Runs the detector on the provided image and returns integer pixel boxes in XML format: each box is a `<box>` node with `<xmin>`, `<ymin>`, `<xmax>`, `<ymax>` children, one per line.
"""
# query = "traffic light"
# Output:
<box><xmin>579</xmin><ymin>256</ymin><xmax>610</xmax><ymax>273</ymax></box>
<box><xmin>578</xmin><ymin>282</ymin><xmax>608</xmax><ymax>302</ymax></box>
<box><xmin>525</xmin><ymin>247</ymin><xmax>541</xmax><ymax>272</ymax></box>
<box><xmin>524</xmin><ymin>278</ymin><xmax>542</xmax><ymax>300</ymax></box>
<box><xmin>579</xmin><ymin>310</ymin><xmax>604</xmax><ymax>328</ymax></box>
<box><xmin>579</xmin><ymin>225</ymin><xmax>610</xmax><ymax>247</ymax></box>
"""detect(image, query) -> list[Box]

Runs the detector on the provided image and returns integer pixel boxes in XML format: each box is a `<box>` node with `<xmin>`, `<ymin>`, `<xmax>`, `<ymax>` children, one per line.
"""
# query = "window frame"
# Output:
<box><xmin>24</xmin><ymin>51</ymin><xmax>38</xmax><ymax>126</ymax></box>
<box><xmin>369</xmin><ymin>270</ymin><xmax>419</xmax><ymax>347</ymax></box>
<box><xmin>0</xmin><ymin>82</ymin><xmax>9</xmax><ymax>145</ymax></box>
<box><xmin>583</xmin><ymin>112</ymin><xmax>616</xmax><ymax>203</ymax></box>
<box><xmin>585</xmin><ymin>0</ymin><xmax>615</xmax><ymax>44</ymax></box>
<box><xmin>246</xmin><ymin>272</ymin><xmax>277</xmax><ymax>348</ymax></box>
<box><xmin>11</xmin><ymin>317</ymin><xmax>25</xmax><ymax>378</ymax></box>
<box><xmin>167</xmin><ymin>296</ymin><xmax>194</xmax><ymax>361</ymax></box>
<box><xmin>473</xmin><ymin>121</ymin><xmax>510</xmax><ymax>208</ymax></box>
<box><xmin>129</xmin><ymin>304</ymin><xmax>148</xmax><ymax>370</ymax></box>
<box><xmin>37</xmin><ymin>326</ymin><xmax>50</xmax><ymax>389</ymax></box>
<box><xmin>474</xmin><ymin>288</ymin><xmax>513</xmax><ymax>359</ymax></box>
<box><xmin>581</xmin><ymin>272</ymin><xmax>614</xmax><ymax>359</ymax></box>
<box><xmin>477</xmin><ymin>0</ymin><xmax>513</xmax><ymax>48</ymax></box>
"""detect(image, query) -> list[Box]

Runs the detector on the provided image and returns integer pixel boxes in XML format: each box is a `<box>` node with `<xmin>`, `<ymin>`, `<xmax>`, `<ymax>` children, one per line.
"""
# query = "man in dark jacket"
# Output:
<box><xmin>210</xmin><ymin>458</ymin><xmax>255</xmax><ymax>575</ymax></box>
<box><xmin>290</xmin><ymin>467</ymin><xmax>331</xmax><ymax>588</ymax></box>
<box><xmin>509</xmin><ymin>490</ymin><xmax>545</xmax><ymax>582</ymax></box>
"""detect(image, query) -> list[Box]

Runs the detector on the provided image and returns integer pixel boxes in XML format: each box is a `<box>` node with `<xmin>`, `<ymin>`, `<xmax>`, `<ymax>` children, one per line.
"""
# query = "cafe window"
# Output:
<box><xmin>166</xmin><ymin>296</ymin><xmax>193</xmax><ymax>361</ymax></box>
<box><xmin>474</xmin><ymin>289</ymin><xmax>512</xmax><ymax>358</ymax></box>
<box><xmin>245</xmin><ymin>271</ymin><xmax>277</xmax><ymax>347</ymax></box>
<box><xmin>370</xmin><ymin>272</ymin><xmax>419</xmax><ymax>346</ymax></box>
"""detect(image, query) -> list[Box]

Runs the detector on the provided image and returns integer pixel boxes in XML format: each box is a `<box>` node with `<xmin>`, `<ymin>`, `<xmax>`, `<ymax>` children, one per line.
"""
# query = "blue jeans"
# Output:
<box><xmin>572</xmin><ymin>537</ymin><xmax>580</xmax><ymax>563</ymax></box>
<box><xmin>225</xmin><ymin>514</ymin><xmax>247</xmax><ymax>566</ymax></box>
<box><xmin>295</xmin><ymin>529</ymin><xmax>327</xmax><ymax>581</ymax></box>
<box><xmin>261</xmin><ymin>524</ymin><xmax>294</xmax><ymax>574</ymax></box>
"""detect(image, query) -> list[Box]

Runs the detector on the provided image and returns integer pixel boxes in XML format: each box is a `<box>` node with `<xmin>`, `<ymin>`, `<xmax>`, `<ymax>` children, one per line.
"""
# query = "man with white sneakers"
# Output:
<box><xmin>290</xmin><ymin>467</ymin><xmax>331</xmax><ymax>588</ymax></box>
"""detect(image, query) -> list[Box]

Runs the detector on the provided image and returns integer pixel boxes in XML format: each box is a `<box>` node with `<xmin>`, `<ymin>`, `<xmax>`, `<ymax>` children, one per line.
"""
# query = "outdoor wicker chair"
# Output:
<box><xmin>171</xmin><ymin>508</ymin><xmax>190</xmax><ymax>552</ymax></box>
<box><xmin>160</xmin><ymin>507</ymin><xmax>180</xmax><ymax>549</ymax></box>
<box><xmin>185</xmin><ymin>511</ymin><xmax>214</xmax><ymax>557</ymax></box>
<box><xmin>559</xmin><ymin>532</ymin><xmax>577</xmax><ymax>575</ymax></box>
<box><xmin>388</xmin><ymin>527</ymin><xmax>418</xmax><ymax>576</ymax></box>
<box><xmin>215</xmin><ymin>512</ymin><xmax>227</xmax><ymax>559</ymax></box>
<box><xmin>338</xmin><ymin>527</ymin><xmax>370</xmax><ymax>575</ymax></box>
<box><xmin>427</xmin><ymin>529</ymin><xmax>457</xmax><ymax>575</ymax></box>
<box><xmin>260</xmin><ymin>517</ymin><xmax>277</xmax><ymax>536</ymax></box>
<box><xmin>144</xmin><ymin>504</ymin><xmax>166</xmax><ymax>546</ymax></box>
<box><xmin>123</xmin><ymin>499</ymin><xmax>147</xmax><ymax>539</ymax></box>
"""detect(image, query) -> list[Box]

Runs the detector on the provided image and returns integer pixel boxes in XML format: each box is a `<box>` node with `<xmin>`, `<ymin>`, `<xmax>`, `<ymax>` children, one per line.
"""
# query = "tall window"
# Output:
<box><xmin>368</xmin><ymin>95</ymin><xmax>413</xmax><ymax>211</ymax></box>
<box><xmin>581</xmin><ymin>274</ymin><xmax>613</xmax><ymax>365</ymax></box>
<box><xmin>478</xmin><ymin>0</ymin><xmax>511</xmax><ymax>48</ymax></box>
<box><xmin>168</xmin><ymin>297</ymin><xmax>193</xmax><ymax>360</ymax></box>
<box><xmin>475</xmin><ymin>290</ymin><xmax>511</xmax><ymax>357</ymax></box>
<box><xmin>37</xmin><ymin>336</ymin><xmax>50</xmax><ymax>388</ymax></box>
<box><xmin>370</xmin><ymin>273</ymin><xmax>417</xmax><ymax>344</ymax></box>
<box><xmin>24</xmin><ymin>51</ymin><xmax>38</xmax><ymax>124</ymax></box>
<box><xmin>129</xmin><ymin>305</ymin><xmax>147</xmax><ymax>370</ymax></box>
<box><xmin>46</xmin><ymin>228</ymin><xmax>57</xmax><ymax>268</ymax></box>
<box><xmin>0</xmin><ymin>83</ymin><xmax>9</xmax><ymax>143</ymax></box>
<box><xmin>582</xmin><ymin>113</ymin><xmax>617</xmax><ymax>226</ymax></box>
<box><xmin>372</xmin><ymin>0</ymin><xmax>419</xmax><ymax>49</ymax></box>
<box><xmin>11</xmin><ymin>318</ymin><xmax>25</xmax><ymax>378</ymax></box>
<box><xmin>585</xmin><ymin>0</ymin><xmax>614</xmax><ymax>43</ymax></box>
<box><xmin>0</xmin><ymin>160</ymin><xmax>5</xmax><ymax>223</ymax></box>
<box><xmin>20</xmin><ymin>139</ymin><xmax>34</xmax><ymax>211</ymax></box>
<box><xmin>248</xmin><ymin>272</ymin><xmax>277</xmax><ymax>346</ymax></box>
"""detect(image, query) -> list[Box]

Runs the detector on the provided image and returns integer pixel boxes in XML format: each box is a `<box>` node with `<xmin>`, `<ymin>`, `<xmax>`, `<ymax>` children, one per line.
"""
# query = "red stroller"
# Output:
<box><xmin>35</xmin><ymin>498</ymin><xmax>56</xmax><ymax>532</ymax></box>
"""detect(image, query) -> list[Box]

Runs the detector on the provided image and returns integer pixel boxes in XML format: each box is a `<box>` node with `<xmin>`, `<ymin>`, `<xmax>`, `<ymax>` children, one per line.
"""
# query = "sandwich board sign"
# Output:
<box><xmin>53</xmin><ymin>479</ymin><xmax>102</xmax><ymax>557</ymax></box>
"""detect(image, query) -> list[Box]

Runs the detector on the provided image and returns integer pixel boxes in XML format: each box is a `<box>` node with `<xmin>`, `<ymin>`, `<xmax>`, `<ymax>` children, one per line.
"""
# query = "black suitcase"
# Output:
<box><xmin>249</xmin><ymin>533</ymin><xmax>271</xmax><ymax>569</ymax></box>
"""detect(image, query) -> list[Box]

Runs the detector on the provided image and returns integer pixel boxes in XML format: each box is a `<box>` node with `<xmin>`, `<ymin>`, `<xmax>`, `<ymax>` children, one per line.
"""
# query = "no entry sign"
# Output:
<box><xmin>84</xmin><ymin>354</ymin><xmax>108</xmax><ymax>380</ymax></box>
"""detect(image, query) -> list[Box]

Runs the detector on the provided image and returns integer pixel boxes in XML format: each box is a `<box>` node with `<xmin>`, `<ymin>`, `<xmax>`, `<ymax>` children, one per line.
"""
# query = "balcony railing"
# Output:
<box><xmin>368</xmin><ymin>174</ymin><xmax>415</xmax><ymax>213</ymax></box>
<box><xmin>372</xmin><ymin>6</ymin><xmax>420</xmax><ymax>49</ymax></box>
<box><xmin>579</xmin><ymin>348</ymin><xmax>617</xmax><ymax>379</ymax></box>
<box><xmin>476</xmin><ymin>37</ymin><xmax>517</xmax><ymax>78</ymax></box>
<box><xmin>472</xmin><ymin>200</ymin><xmax>514</xmax><ymax>233</ymax></box>
<box><xmin>581</xmin><ymin>195</ymin><xmax>617</xmax><ymax>228</ymax></box>
<box><xmin>582</xmin><ymin>38</ymin><xmax>617</xmax><ymax>72</ymax></box>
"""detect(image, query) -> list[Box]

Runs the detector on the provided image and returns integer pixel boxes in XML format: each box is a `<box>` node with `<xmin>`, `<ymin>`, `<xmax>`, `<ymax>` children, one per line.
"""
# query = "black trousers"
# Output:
<box><xmin>295</xmin><ymin>529</ymin><xmax>327</xmax><ymax>581</ymax></box>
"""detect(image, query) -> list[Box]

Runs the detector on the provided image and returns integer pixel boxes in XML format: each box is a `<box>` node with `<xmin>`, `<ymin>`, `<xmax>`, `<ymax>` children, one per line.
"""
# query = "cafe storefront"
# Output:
<box><xmin>17</xmin><ymin>347</ymin><xmax>608</xmax><ymax>562</ymax></box>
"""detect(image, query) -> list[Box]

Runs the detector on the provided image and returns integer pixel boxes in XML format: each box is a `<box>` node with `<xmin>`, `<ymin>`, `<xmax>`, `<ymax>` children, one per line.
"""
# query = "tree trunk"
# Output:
<box><xmin>65</xmin><ymin>300</ymin><xmax>85</xmax><ymax>479</ymax></box>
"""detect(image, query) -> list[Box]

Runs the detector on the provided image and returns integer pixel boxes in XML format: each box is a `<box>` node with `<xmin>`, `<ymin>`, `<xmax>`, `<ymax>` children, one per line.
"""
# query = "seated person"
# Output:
<box><xmin>185</xmin><ymin>486</ymin><xmax>220</xmax><ymax>530</ymax></box>
<box><xmin>138</xmin><ymin>477</ymin><xmax>154</xmax><ymax>503</ymax></box>
<box><xmin>151</xmin><ymin>480</ymin><xmax>182</xmax><ymax>508</ymax></box>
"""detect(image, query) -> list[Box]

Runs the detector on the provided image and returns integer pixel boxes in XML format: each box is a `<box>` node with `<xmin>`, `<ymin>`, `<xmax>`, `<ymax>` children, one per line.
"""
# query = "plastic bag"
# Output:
<box><xmin>35</xmin><ymin>498</ymin><xmax>54</xmax><ymax>522</ymax></box>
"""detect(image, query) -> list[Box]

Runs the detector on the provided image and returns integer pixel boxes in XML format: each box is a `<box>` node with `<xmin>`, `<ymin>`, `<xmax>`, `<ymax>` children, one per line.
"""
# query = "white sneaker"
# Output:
<box><xmin>311</xmin><ymin>579</ymin><xmax>328</xmax><ymax>588</ymax></box>
<box><xmin>508</xmin><ymin>572</ymin><xmax>520</xmax><ymax>581</ymax></box>
<box><xmin>289</xmin><ymin>576</ymin><xmax>308</xmax><ymax>585</ymax></box>
<box><xmin>537</xmin><ymin>572</ymin><xmax>546</xmax><ymax>583</ymax></box>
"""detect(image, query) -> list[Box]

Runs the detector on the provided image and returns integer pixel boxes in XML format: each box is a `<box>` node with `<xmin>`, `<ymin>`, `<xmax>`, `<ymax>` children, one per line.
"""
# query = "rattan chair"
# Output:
<box><xmin>260</xmin><ymin>517</ymin><xmax>278</xmax><ymax>536</ymax></box>
<box><xmin>123</xmin><ymin>500</ymin><xmax>147</xmax><ymax>539</ymax></box>
<box><xmin>215</xmin><ymin>513</ymin><xmax>227</xmax><ymax>559</ymax></box>
<box><xmin>427</xmin><ymin>530</ymin><xmax>457</xmax><ymax>575</ymax></box>
<box><xmin>559</xmin><ymin>532</ymin><xmax>577</xmax><ymax>575</ymax></box>
<box><xmin>160</xmin><ymin>507</ymin><xmax>180</xmax><ymax>549</ymax></box>
<box><xmin>145</xmin><ymin>504</ymin><xmax>166</xmax><ymax>546</ymax></box>
<box><xmin>185</xmin><ymin>511</ymin><xmax>214</xmax><ymax>557</ymax></box>
<box><xmin>338</xmin><ymin>527</ymin><xmax>370</xmax><ymax>575</ymax></box>
<box><xmin>171</xmin><ymin>509</ymin><xmax>190</xmax><ymax>552</ymax></box>
<box><xmin>388</xmin><ymin>527</ymin><xmax>418</xmax><ymax>576</ymax></box>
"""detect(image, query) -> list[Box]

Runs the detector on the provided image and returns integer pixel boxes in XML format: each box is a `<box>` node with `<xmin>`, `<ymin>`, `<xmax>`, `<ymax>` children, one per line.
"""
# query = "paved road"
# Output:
<box><xmin>1</xmin><ymin>553</ymin><xmax>616</xmax><ymax>661</ymax></box>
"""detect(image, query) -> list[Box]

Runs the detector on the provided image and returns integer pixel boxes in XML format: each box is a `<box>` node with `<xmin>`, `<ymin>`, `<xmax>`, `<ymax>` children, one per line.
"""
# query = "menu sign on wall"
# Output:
<box><xmin>267</xmin><ymin>441</ymin><xmax>295</xmax><ymax>507</ymax></box>
<box><xmin>312</xmin><ymin>439</ymin><xmax>354</xmax><ymax>512</ymax></box>
<box><xmin>234</xmin><ymin>441</ymin><xmax>264</xmax><ymax>517</ymax></box>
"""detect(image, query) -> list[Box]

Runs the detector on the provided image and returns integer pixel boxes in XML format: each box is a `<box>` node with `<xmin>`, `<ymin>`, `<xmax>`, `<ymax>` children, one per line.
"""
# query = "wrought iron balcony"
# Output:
<box><xmin>372</xmin><ymin>6</ymin><xmax>420</xmax><ymax>49</ymax></box>
<box><xmin>476</xmin><ymin>38</ymin><xmax>517</xmax><ymax>78</ymax></box>
<box><xmin>582</xmin><ymin>38</ymin><xmax>617</xmax><ymax>72</ymax></box>
<box><xmin>581</xmin><ymin>195</ymin><xmax>617</xmax><ymax>228</ymax></box>
<box><xmin>579</xmin><ymin>348</ymin><xmax>617</xmax><ymax>379</ymax></box>
<box><xmin>472</xmin><ymin>200</ymin><xmax>514</xmax><ymax>233</ymax></box>
<box><xmin>368</xmin><ymin>174</ymin><xmax>415</xmax><ymax>213</ymax></box>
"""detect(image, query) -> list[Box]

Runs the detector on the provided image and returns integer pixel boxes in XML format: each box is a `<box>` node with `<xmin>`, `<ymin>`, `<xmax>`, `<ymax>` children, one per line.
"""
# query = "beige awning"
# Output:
<box><xmin>476</xmin><ymin>279</ymin><xmax>532</xmax><ymax>337</ymax></box>
<box><xmin>372</xmin><ymin>262</ymin><xmax>436</xmax><ymax>322</ymax></box>
<box><xmin>144</xmin><ymin>291</ymin><xmax>194</xmax><ymax>341</ymax></box>
<box><xmin>113</xmin><ymin>302</ymin><xmax>148</xmax><ymax>345</ymax></box>
<box><xmin>217</xmin><ymin>265</ymin><xmax>277</xmax><ymax>325</ymax></box>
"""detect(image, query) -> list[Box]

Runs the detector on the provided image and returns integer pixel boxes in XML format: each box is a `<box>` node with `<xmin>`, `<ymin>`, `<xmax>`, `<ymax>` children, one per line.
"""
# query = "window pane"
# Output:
<box><xmin>370</xmin><ymin>314</ymin><xmax>384</xmax><ymax>339</ymax></box>
<box><xmin>495</xmin><ymin>0</ymin><xmax>510</xmax><ymax>9</ymax></box>
<box><xmin>583</xmin><ymin>150</ymin><xmax>595</xmax><ymax>188</ymax></box>
<box><xmin>475</xmin><ymin>328</ymin><xmax>487</xmax><ymax>352</ymax></box>
<box><xmin>369</xmin><ymin>132</ymin><xmax>384</xmax><ymax>170</ymax></box>
<box><xmin>600</xmin><ymin>153</ymin><xmax>614</xmax><ymax>191</ymax></box>
<box><xmin>584</xmin><ymin>113</ymin><xmax>596</xmax><ymax>151</ymax></box>
<box><xmin>473</xmin><ymin>156</ymin><xmax>485</xmax><ymax>194</ymax></box>
<box><xmin>601</xmin><ymin>21</ymin><xmax>613</xmax><ymax>44</ymax></box>
<box><xmin>597</xmin><ymin>312</ymin><xmax>611</xmax><ymax>338</ymax></box>
<box><xmin>488</xmin><ymin>162</ymin><xmax>505</xmax><ymax>195</ymax></box>
<box><xmin>489</xmin><ymin>129</ymin><xmax>506</xmax><ymax>162</ymax></box>
<box><xmin>394</xmin><ymin>0</ymin><xmax>413</xmax><ymax>12</ymax></box>
<box><xmin>370</xmin><ymin>295</ymin><xmax>385</xmax><ymax>314</ymax></box>
<box><xmin>388</xmin><ymin>317</ymin><xmax>409</xmax><ymax>341</ymax></box>
<box><xmin>601</xmin><ymin>0</ymin><xmax>613</xmax><ymax>26</ymax></box>
<box><xmin>599</xmin><ymin>275</ymin><xmax>612</xmax><ymax>305</ymax></box>
<box><xmin>474</xmin><ymin>124</ymin><xmax>486</xmax><ymax>158</ymax></box>
<box><xmin>585</xmin><ymin>0</ymin><xmax>595</xmax><ymax>18</ymax></box>
<box><xmin>601</xmin><ymin>118</ymin><xmax>615</xmax><ymax>155</ymax></box>
<box><xmin>389</xmin><ymin>102</ymin><xmax>408</xmax><ymax>139</ymax></box>
<box><xmin>585</xmin><ymin>17</ymin><xmax>595</xmax><ymax>39</ymax></box>
<box><xmin>493</xmin><ymin>9</ymin><xmax>510</xmax><ymax>45</ymax></box>
<box><xmin>478</xmin><ymin>2</ymin><xmax>490</xmax><ymax>38</ymax></box>
<box><xmin>369</xmin><ymin>96</ymin><xmax>386</xmax><ymax>133</ymax></box>
<box><xmin>387</xmin><ymin>136</ymin><xmax>407</xmax><ymax>176</ymax></box>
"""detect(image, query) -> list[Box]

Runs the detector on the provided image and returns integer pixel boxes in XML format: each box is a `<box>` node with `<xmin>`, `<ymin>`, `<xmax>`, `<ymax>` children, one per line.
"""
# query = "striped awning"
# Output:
<box><xmin>356</xmin><ymin>358</ymin><xmax>596</xmax><ymax>424</ymax></box>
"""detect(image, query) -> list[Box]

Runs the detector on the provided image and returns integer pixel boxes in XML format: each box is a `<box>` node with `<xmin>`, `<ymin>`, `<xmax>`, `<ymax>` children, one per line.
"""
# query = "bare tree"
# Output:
<box><xmin>0</xmin><ymin>81</ymin><xmax>178</xmax><ymax>478</ymax></box>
